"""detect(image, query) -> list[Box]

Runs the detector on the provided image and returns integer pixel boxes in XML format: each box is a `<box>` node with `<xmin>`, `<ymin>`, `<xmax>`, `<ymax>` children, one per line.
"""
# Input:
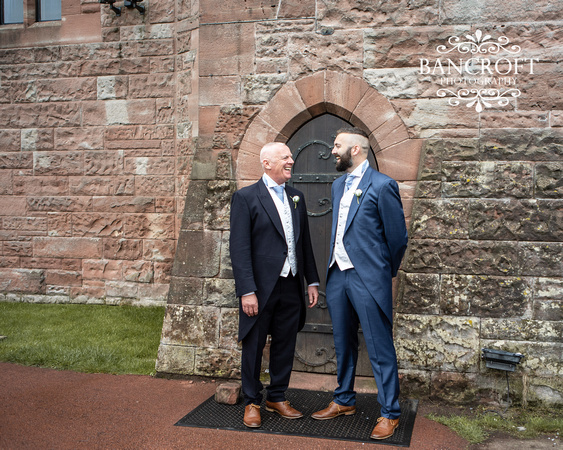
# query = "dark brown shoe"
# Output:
<box><xmin>311</xmin><ymin>401</ymin><xmax>356</xmax><ymax>420</ymax></box>
<box><xmin>243</xmin><ymin>404</ymin><xmax>261</xmax><ymax>428</ymax></box>
<box><xmin>370</xmin><ymin>417</ymin><xmax>399</xmax><ymax>439</ymax></box>
<box><xmin>265</xmin><ymin>400</ymin><xmax>303</xmax><ymax>419</ymax></box>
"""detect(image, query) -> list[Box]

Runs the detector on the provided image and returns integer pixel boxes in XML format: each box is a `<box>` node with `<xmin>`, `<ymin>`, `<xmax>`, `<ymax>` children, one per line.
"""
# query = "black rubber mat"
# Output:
<box><xmin>175</xmin><ymin>388</ymin><xmax>418</xmax><ymax>447</ymax></box>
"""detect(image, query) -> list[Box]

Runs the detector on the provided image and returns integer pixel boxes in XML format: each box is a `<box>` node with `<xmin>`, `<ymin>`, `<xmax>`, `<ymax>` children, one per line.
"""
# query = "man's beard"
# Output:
<box><xmin>335</xmin><ymin>147</ymin><xmax>353</xmax><ymax>172</ymax></box>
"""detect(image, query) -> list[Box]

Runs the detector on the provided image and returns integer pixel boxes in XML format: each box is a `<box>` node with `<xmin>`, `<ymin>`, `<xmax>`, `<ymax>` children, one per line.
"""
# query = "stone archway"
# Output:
<box><xmin>155</xmin><ymin>70</ymin><xmax>424</xmax><ymax>378</ymax></box>
<box><xmin>235</xmin><ymin>70</ymin><xmax>423</xmax><ymax>222</ymax></box>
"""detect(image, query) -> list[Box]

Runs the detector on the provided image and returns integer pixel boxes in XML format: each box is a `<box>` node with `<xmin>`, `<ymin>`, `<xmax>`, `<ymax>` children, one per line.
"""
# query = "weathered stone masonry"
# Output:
<box><xmin>0</xmin><ymin>0</ymin><xmax>562</xmax><ymax>405</ymax></box>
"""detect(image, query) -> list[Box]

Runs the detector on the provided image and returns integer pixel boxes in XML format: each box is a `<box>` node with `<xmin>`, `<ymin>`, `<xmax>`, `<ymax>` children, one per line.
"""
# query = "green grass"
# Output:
<box><xmin>428</xmin><ymin>407</ymin><xmax>563</xmax><ymax>444</ymax></box>
<box><xmin>0</xmin><ymin>302</ymin><xmax>165</xmax><ymax>375</ymax></box>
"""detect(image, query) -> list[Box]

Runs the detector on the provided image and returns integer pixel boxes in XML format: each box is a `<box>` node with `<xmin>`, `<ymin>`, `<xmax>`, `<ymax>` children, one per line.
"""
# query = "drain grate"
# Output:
<box><xmin>176</xmin><ymin>389</ymin><xmax>418</xmax><ymax>447</ymax></box>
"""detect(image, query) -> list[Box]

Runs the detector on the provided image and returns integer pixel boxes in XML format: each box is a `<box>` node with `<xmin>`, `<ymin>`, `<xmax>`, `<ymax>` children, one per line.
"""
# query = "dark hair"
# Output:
<box><xmin>336</xmin><ymin>127</ymin><xmax>369</xmax><ymax>139</ymax></box>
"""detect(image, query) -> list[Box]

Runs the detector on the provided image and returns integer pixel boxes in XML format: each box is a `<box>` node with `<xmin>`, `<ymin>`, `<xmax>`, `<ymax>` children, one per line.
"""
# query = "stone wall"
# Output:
<box><xmin>155</xmin><ymin>0</ymin><xmax>562</xmax><ymax>406</ymax></box>
<box><xmin>0</xmin><ymin>0</ymin><xmax>194</xmax><ymax>306</ymax></box>
<box><xmin>397</xmin><ymin>132</ymin><xmax>562</xmax><ymax>405</ymax></box>
<box><xmin>0</xmin><ymin>0</ymin><xmax>561</xmax><ymax>405</ymax></box>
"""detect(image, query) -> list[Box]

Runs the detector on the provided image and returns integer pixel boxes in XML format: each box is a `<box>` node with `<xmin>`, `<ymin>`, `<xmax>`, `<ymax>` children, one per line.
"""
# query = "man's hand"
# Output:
<box><xmin>241</xmin><ymin>293</ymin><xmax>259</xmax><ymax>317</ymax></box>
<box><xmin>307</xmin><ymin>285</ymin><xmax>319</xmax><ymax>308</ymax></box>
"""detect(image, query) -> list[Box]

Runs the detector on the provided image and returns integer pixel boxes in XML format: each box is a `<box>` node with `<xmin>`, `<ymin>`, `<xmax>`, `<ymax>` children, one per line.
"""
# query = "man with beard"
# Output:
<box><xmin>230</xmin><ymin>142</ymin><xmax>320</xmax><ymax>428</ymax></box>
<box><xmin>311</xmin><ymin>127</ymin><xmax>408</xmax><ymax>440</ymax></box>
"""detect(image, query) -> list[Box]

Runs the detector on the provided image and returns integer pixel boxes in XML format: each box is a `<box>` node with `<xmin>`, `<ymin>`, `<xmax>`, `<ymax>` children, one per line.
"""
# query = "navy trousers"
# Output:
<box><xmin>326</xmin><ymin>265</ymin><xmax>401</xmax><ymax>419</ymax></box>
<box><xmin>241</xmin><ymin>273</ymin><xmax>301</xmax><ymax>406</ymax></box>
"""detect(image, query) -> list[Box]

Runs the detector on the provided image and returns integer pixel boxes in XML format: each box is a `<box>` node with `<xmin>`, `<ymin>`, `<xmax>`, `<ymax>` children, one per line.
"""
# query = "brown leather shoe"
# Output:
<box><xmin>243</xmin><ymin>404</ymin><xmax>261</xmax><ymax>428</ymax></box>
<box><xmin>370</xmin><ymin>417</ymin><xmax>400</xmax><ymax>439</ymax></box>
<box><xmin>265</xmin><ymin>400</ymin><xmax>303</xmax><ymax>419</ymax></box>
<box><xmin>311</xmin><ymin>401</ymin><xmax>356</xmax><ymax>420</ymax></box>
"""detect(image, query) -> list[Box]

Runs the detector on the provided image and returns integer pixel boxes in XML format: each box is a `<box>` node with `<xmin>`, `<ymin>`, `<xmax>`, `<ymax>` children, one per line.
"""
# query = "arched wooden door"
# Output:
<box><xmin>287</xmin><ymin>113</ymin><xmax>377</xmax><ymax>376</ymax></box>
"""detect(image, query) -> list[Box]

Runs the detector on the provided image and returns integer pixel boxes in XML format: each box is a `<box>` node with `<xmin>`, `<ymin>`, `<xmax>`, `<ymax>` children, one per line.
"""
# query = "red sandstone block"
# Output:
<box><xmin>21</xmin><ymin>129</ymin><xmax>54</xmax><ymax>151</ymax></box>
<box><xmin>153</xmin><ymin>262</ymin><xmax>172</xmax><ymax>283</ymax></box>
<box><xmin>129</xmin><ymin>73</ymin><xmax>175</xmax><ymax>99</ymax></box>
<box><xmin>2</xmin><ymin>216</ymin><xmax>48</xmax><ymax>233</ymax></box>
<box><xmin>45</xmin><ymin>270</ymin><xmax>82</xmax><ymax>287</ymax></box>
<box><xmin>261</xmin><ymin>83</ymin><xmax>312</xmax><ymax>136</ymax></box>
<box><xmin>161</xmin><ymin>140</ymin><xmax>175</xmax><ymax>156</ymax></box>
<box><xmin>102</xmin><ymin>238</ymin><xmax>143</xmax><ymax>260</ymax></box>
<box><xmin>47</xmin><ymin>213</ymin><xmax>73</xmax><ymax>237</ymax></box>
<box><xmin>134</xmin><ymin>176</ymin><xmax>175</xmax><ymax>196</ymax></box>
<box><xmin>0</xmin><ymin>268</ymin><xmax>44</xmax><ymax>294</ymax></box>
<box><xmin>124</xmin><ymin>157</ymin><xmax>174</xmax><ymax>175</ymax></box>
<box><xmin>13</xmin><ymin>176</ymin><xmax>69</xmax><ymax>196</ymax></box>
<box><xmin>69</xmin><ymin>176</ymin><xmax>135</xmax><ymax>196</ymax></box>
<box><xmin>215</xmin><ymin>382</ymin><xmax>241</xmax><ymax>405</ymax></box>
<box><xmin>122</xmin><ymin>260</ymin><xmax>153</xmax><ymax>283</ymax></box>
<box><xmin>0</xmin><ymin>170</ymin><xmax>12</xmax><ymax>195</ymax></box>
<box><xmin>199</xmin><ymin>23</ymin><xmax>254</xmax><ymax>77</ymax></box>
<box><xmin>354</xmin><ymin>89</ymin><xmax>398</xmax><ymax>132</ymax></box>
<box><xmin>325</xmin><ymin>70</ymin><xmax>370</xmax><ymax>121</ymax></box>
<box><xmin>0</xmin><ymin>257</ymin><xmax>19</xmax><ymax>268</ymax></box>
<box><xmin>5</xmin><ymin>103</ymin><xmax>82</xmax><ymax>128</ymax></box>
<box><xmin>36</xmin><ymin>78</ymin><xmax>97</xmax><ymax>102</ymax></box>
<box><xmin>106</xmin><ymin>139</ymin><xmax>162</xmax><ymax>150</ymax></box>
<box><xmin>71</xmin><ymin>280</ymin><xmax>105</xmax><ymax>299</ymax></box>
<box><xmin>27</xmin><ymin>196</ymin><xmax>92</xmax><ymax>212</ymax></box>
<box><xmin>0</xmin><ymin>130</ymin><xmax>20</xmax><ymax>151</ymax></box>
<box><xmin>150</xmin><ymin>57</ymin><xmax>175</xmax><ymax>73</ymax></box>
<box><xmin>84</xmin><ymin>150</ymin><xmax>124</xmax><ymax>176</ymax></box>
<box><xmin>156</xmin><ymin>99</ymin><xmax>175</xmax><ymax>124</ymax></box>
<box><xmin>201</xmin><ymin>0</ymin><xmax>275</xmax><ymax>23</ymax></box>
<box><xmin>83</xmin><ymin>259</ymin><xmax>122</xmax><ymax>280</ymax></box>
<box><xmin>295</xmin><ymin>71</ymin><xmax>327</xmax><ymax>116</ymax></box>
<box><xmin>0</xmin><ymin>152</ymin><xmax>33</xmax><ymax>169</ymax></box>
<box><xmin>124</xmin><ymin>213</ymin><xmax>175</xmax><ymax>239</ymax></box>
<box><xmin>61</xmin><ymin>258</ymin><xmax>82</xmax><ymax>271</ymax></box>
<box><xmin>34</xmin><ymin>237</ymin><xmax>102</xmax><ymax>259</ymax></box>
<box><xmin>3</xmin><ymin>241</ymin><xmax>33</xmax><ymax>257</ymax></box>
<box><xmin>155</xmin><ymin>197</ymin><xmax>175</xmax><ymax>213</ymax></box>
<box><xmin>137</xmin><ymin>40</ymin><xmax>175</xmax><ymax>57</ymax></box>
<box><xmin>33</xmin><ymin>151</ymin><xmax>84</xmax><ymax>176</ymax></box>
<box><xmin>376</xmin><ymin>139</ymin><xmax>423</xmax><ymax>183</ymax></box>
<box><xmin>91</xmin><ymin>196</ymin><xmax>155</xmax><ymax>213</ymax></box>
<box><xmin>72</xmin><ymin>213</ymin><xmax>124</xmax><ymax>237</ymax></box>
<box><xmin>0</xmin><ymin>197</ymin><xmax>27</xmax><ymax>216</ymax></box>
<box><xmin>82</xmin><ymin>99</ymin><xmax>157</xmax><ymax>126</ymax></box>
<box><xmin>148</xmin><ymin>1</ymin><xmax>174</xmax><ymax>24</ymax></box>
<box><xmin>54</xmin><ymin>127</ymin><xmax>104</xmax><ymax>151</ymax></box>
<box><xmin>142</xmin><ymin>239</ymin><xmax>176</xmax><ymax>262</ymax></box>
<box><xmin>199</xmin><ymin>76</ymin><xmax>241</xmax><ymax>106</ymax></box>
<box><xmin>20</xmin><ymin>257</ymin><xmax>64</xmax><ymax>269</ymax></box>
<box><xmin>125</xmin><ymin>214</ymin><xmax>175</xmax><ymax>239</ymax></box>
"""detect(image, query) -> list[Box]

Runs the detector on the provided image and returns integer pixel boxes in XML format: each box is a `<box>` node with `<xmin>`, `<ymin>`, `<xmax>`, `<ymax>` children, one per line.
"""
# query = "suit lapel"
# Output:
<box><xmin>257</xmin><ymin>179</ymin><xmax>285</xmax><ymax>239</ymax></box>
<box><xmin>345</xmin><ymin>166</ymin><xmax>373</xmax><ymax>233</ymax></box>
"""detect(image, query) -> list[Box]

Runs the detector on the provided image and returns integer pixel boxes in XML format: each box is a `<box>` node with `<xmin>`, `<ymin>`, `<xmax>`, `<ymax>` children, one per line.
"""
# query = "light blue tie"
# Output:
<box><xmin>272</xmin><ymin>185</ymin><xmax>285</xmax><ymax>203</ymax></box>
<box><xmin>344</xmin><ymin>174</ymin><xmax>356</xmax><ymax>193</ymax></box>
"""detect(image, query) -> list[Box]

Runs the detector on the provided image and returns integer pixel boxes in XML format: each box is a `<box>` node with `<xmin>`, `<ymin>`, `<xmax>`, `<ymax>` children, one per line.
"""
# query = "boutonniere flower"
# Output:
<box><xmin>354</xmin><ymin>189</ymin><xmax>362</xmax><ymax>204</ymax></box>
<box><xmin>292</xmin><ymin>196</ymin><xmax>300</xmax><ymax>209</ymax></box>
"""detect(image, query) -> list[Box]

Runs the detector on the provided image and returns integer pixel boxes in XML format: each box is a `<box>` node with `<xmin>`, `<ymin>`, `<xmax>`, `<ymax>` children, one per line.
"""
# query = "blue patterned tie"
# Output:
<box><xmin>345</xmin><ymin>174</ymin><xmax>356</xmax><ymax>193</ymax></box>
<box><xmin>272</xmin><ymin>185</ymin><xmax>285</xmax><ymax>203</ymax></box>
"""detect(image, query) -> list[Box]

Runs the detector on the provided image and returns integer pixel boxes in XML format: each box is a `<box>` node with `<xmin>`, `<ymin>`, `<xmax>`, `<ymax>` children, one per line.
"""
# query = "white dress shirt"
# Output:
<box><xmin>330</xmin><ymin>160</ymin><xmax>369</xmax><ymax>270</ymax></box>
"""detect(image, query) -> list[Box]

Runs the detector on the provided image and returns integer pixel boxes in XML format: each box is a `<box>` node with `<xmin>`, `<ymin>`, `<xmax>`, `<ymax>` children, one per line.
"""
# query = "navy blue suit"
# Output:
<box><xmin>230</xmin><ymin>178</ymin><xmax>319</xmax><ymax>405</ymax></box>
<box><xmin>327</xmin><ymin>166</ymin><xmax>407</xmax><ymax>419</ymax></box>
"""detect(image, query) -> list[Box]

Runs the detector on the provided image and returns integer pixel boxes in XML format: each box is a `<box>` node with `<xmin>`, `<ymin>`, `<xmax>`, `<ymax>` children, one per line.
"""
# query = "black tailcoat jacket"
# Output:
<box><xmin>229</xmin><ymin>179</ymin><xmax>320</xmax><ymax>341</ymax></box>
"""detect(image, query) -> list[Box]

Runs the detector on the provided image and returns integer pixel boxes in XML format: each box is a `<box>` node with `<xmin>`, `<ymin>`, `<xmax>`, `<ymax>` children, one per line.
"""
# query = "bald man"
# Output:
<box><xmin>230</xmin><ymin>142</ymin><xmax>320</xmax><ymax>428</ymax></box>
